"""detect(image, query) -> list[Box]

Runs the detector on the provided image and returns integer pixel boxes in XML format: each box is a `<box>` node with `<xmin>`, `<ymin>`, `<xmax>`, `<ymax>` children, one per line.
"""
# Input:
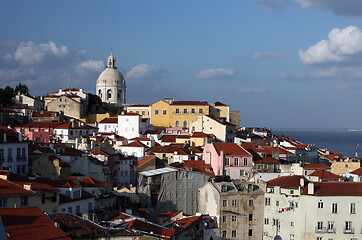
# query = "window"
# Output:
<box><xmin>7</xmin><ymin>149</ymin><xmax>12</xmax><ymax>162</ymax></box>
<box><xmin>16</xmin><ymin>148</ymin><xmax>20</xmax><ymax>160</ymax></box>
<box><xmin>76</xmin><ymin>205</ymin><xmax>80</xmax><ymax>215</ymax></box>
<box><xmin>350</xmin><ymin>203</ymin><xmax>356</xmax><ymax>214</ymax></box>
<box><xmin>249</xmin><ymin>214</ymin><xmax>253</xmax><ymax>221</ymax></box>
<box><xmin>264</xmin><ymin>218</ymin><xmax>269</xmax><ymax>225</ymax></box>
<box><xmin>199</xmin><ymin>108</ymin><xmax>203</xmax><ymax>114</ymax></box>
<box><xmin>41</xmin><ymin>194</ymin><xmax>46</xmax><ymax>204</ymax></box>
<box><xmin>291</xmin><ymin>222</ymin><xmax>294</xmax><ymax>226</ymax></box>
<box><xmin>276</xmin><ymin>201</ymin><xmax>280</xmax><ymax>206</ymax></box>
<box><xmin>222</xmin><ymin>215</ymin><xmax>227</xmax><ymax>223</ymax></box>
<box><xmin>345</xmin><ymin>221</ymin><xmax>352</xmax><ymax>231</ymax></box>
<box><xmin>290</xmin><ymin>190</ymin><xmax>294</xmax><ymax>194</ymax></box>
<box><xmin>88</xmin><ymin>202</ymin><xmax>93</xmax><ymax>212</ymax></box>
<box><xmin>318</xmin><ymin>201</ymin><xmax>324</xmax><ymax>209</ymax></box>
<box><xmin>248</xmin><ymin>229</ymin><xmax>253</xmax><ymax>237</ymax></box>
<box><xmin>232</xmin><ymin>199</ymin><xmax>237</xmax><ymax>207</ymax></box>
<box><xmin>232</xmin><ymin>215</ymin><xmax>237</xmax><ymax>222</ymax></box>
<box><xmin>162</xmin><ymin>109</ymin><xmax>167</xmax><ymax>115</ymax></box>
<box><xmin>240</xmin><ymin>170</ymin><xmax>245</xmax><ymax>176</ymax></box>
<box><xmin>234</xmin><ymin>158</ymin><xmax>239</xmax><ymax>166</ymax></box>
<box><xmin>191</xmin><ymin>108</ymin><xmax>196</xmax><ymax>114</ymax></box>
<box><xmin>183</xmin><ymin>108</ymin><xmax>188</xmax><ymax>114</ymax></box>
<box><xmin>155</xmin><ymin>109</ymin><xmax>159</xmax><ymax>115</ymax></box>
<box><xmin>222</xmin><ymin>200</ymin><xmax>227</xmax><ymax>207</ymax></box>
<box><xmin>222</xmin><ymin>231</ymin><xmax>227</xmax><ymax>238</ymax></box>
<box><xmin>142</xmin><ymin>111</ymin><xmax>145</xmax><ymax>115</ymax></box>
<box><xmin>273</xmin><ymin>219</ymin><xmax>279</xmax><ymax>226</ymax></box>
<box><xmin>243</xmin><ymin>157</ymin><xmax>248</xmax><ymax>166</ymax></box>
<box><xmin>265</xmin><ymin>197</ymin><xmax>271</xmax><ymax>206</ymax></box>
<box><xmin>175</xmin><ymin>120</ymin><xmax>179</xmax><ymax>127</ymax></box>
<box><xmin>316</xmin><ymin>238</ymin><xmax>322</xmax><ymax>240</ymax></box>
<box><xmin>175</xmin><ymin>108</ymin><xmax>180</xmax><ymax>114</ymax></box>
<box><xmin>331</xmin><ymin>203</ymin><xmax>338</xmax><ymax>213</ymax></box>
<box><xmin>68</xmin><ymin>207</ymin><xmax>72</xmax><ymax>213</ymax></box>
<box><xmin>73</xmin><ymin>190</ymin><xmax>81</xmax><ymax>198</ymax></box>
<box><xmin>0</xmin><ymin>149</ymin><xmax>4</xmax><ymax>161</ymax></box>
<box><xmin>327</xmin><ymin>221</ymin><xmax>334</xmax><ymax>232</ymax></box>
<box><xmin>249</xmin><ymin>199</ymin><xmax>254</xmax><ymax>207</ymax></box>
<box><xmin>231</xmin><ymin>230</ymin><xmax>236</xmax><ymax>238</ymax></box>
<box><xmin>317</xmin><ymin>221</ymin><xmax>323</xmax><ymax>231</ymax></box>
<box><xmin>183</xmin><ymin>121</ymin><xmax>187</xmax><ymax>129</ymax></box>
<box><xmin>224</xmin><ymin>157</ymin><xmax>230</xmax><ymax>166</ymax></box>
<box><xmin>21</xmin><ymin>196</ymin><xmax>28</xmax><ymax>206</ymax></box>
<box><xmin>136</xmin><ymin>111</ymin><xmax>139</xmax><ymax>114</ymax></box>
<box><xmin>0</xmin><ymin>198</ymin><xmax>6</xmax><ymax>208</ymax></box>
<box><xmin>107</xmin><ymin>89</ymin><xmax>112</xmax><ymax>99</ymax></box>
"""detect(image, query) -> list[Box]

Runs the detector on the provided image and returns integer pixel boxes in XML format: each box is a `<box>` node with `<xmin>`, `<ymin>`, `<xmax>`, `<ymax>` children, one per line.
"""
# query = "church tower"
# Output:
<box><xmin>96</xmin><ymin>53</ymin><xmax>126</xmax><ymax>105</ymax></box>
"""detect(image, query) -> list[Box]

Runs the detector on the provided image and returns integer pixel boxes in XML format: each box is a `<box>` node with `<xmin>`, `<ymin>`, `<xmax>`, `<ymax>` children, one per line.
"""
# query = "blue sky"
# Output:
<box><xmin>1</xmin><ymin>0</ymin><xmax>362</xmax><ymax>129</ymax></box>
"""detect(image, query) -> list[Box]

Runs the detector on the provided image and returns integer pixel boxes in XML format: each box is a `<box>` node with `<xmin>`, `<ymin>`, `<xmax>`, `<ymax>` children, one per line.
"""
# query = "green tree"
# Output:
<box><xmin>14</xmin><ymin>83</ymin><xmax>29</xmax><ymax>95</ymax></box>
<box><xmin>0</xmin><ymin>86</ymin><xmax>15</xmax><ymax>107</ymax></box>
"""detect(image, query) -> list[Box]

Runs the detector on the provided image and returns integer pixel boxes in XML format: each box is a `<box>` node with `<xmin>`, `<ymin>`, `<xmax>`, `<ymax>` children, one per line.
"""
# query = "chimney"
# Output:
<box><xmin>308</xmin><ymin>182</ymin><xmax>314</xmax><ymax>195</ymax></box>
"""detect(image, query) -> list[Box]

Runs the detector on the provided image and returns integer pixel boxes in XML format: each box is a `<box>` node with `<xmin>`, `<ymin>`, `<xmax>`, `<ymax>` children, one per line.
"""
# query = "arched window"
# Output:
<box><xmin>183</xmin><ymin>121</ymin><xmax>187</xmax><ymax>129</ymax></box>
<box><xmin>98</xmin><ymin>89</ymin><xmax>102</xmax><ymax>98</ymax></box>
<box><xmin>175</xmin><ymin>120</ymin><xmax>179</xmax><ymax>127</ymax></box>
<box><xmin>107</xmin><ymin>89</ymin><xmax>112</xmax><ymax>99</ymax></box>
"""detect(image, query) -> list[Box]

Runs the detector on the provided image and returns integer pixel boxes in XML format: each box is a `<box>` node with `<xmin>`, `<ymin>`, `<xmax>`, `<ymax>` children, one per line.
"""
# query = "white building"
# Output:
<box><xmin>118</xmin><ymin>112</ymin><xmax>142</xmax><ymax>140</ymax></box>
<box><xmin>264</xmin><ymin>175</ymin><xmax>362</xmax><ymax>240</ymax></box>
<box><xmin>0</xmin><ymin>128</ymin><xmax>29</xmax><ymax>176</ymax></box>
<box><xmin>96</xmin><ymin>54</ymin><xmax>126</xmax><ymax>105</ymax></box>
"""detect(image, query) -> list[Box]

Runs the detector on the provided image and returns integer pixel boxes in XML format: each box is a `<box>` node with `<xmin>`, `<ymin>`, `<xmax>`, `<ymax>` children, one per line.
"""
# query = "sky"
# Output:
<box><xmin>1</xmin><ymin>0</ymin><xmax>362</xmax><ymax>129</ymax></box>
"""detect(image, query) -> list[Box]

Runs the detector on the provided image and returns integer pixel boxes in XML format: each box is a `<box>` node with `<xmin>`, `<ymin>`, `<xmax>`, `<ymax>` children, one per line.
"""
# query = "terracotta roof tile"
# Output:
<box><xmin>308</xmin><ymin>169</ymin><xmax>344</xmax><ymax>180</ymax></box>
<box><xmin>267</xmin><ymin>175</ymin><xmax>305</xmax><ymax>189</ymax></box>
<box><xmin>213</xmin><ymin>143</ymin><xmax>251</xmax><ymax>156</ymax></box>
<box><xmin>303</xmin><ymin>182</ymin><xmax>362</xmax><ymax>196</ymax></box>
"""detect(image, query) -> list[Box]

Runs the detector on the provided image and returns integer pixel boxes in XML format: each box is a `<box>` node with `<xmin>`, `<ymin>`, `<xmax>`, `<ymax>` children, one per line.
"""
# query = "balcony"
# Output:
<box><xmin>343</xmin><ymin>227</ymin><xmax>354</xmax><ymax>234</ymax></box>
<box><xmin>315</xmin><ymin>227</ymin><xmax>326</xmax><ymax>233</ymax></box>
<box><xmin>326</xmin><ymin>227</ymin><xmax>336</xmax><ymax>233</ymax></box>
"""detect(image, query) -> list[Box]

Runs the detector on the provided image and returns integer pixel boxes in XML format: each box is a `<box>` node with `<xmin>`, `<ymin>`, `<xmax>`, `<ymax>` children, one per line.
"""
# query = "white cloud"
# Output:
<box><xmin>299</xmin><ymin>26</ymin><xmax>362</xmax><ymax>65</ymax></box>
<box><xmin>195</xmin><ymin>68</ymin><xmax>236</xmax><ymax>80</ymax></box>
<box><xmin>126</xmin><ymin>64</ymin><xmax>166</xmax><ymax>81</ymax></box>
<box><xmin>254</xmin><ymin>0</ymin><xmax>286</xmax><ymax>9</ymax></box>
<box><xmin>253</xmin><ymin>51</ymin><xmax>283</xmax><ymax>59</ymax></box>
<box><xmin>0</xmin><ymin>68</ymin><xmax>35</xmax><ymax>80</ymax></box>
<box><xmin>296</xmin><ymin>0</ymin><xmax>362</xmax><ymax>15</ymax></box>
<box><xmin>76</xmin><ymin>60</ymin><xmax>104</xmax><ymax>73</ymax></box>
<box><xmin>12</xmin><ymin>41</ymin><xmax>85</xmax><ymax>67</ymax></box>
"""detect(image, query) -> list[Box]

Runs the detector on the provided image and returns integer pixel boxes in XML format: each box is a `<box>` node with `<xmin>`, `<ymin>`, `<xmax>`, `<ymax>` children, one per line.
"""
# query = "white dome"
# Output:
<box><xmin>96</xmin><ymin>68</ymin><xmax>124</xmax><ymax>87</ymax></box>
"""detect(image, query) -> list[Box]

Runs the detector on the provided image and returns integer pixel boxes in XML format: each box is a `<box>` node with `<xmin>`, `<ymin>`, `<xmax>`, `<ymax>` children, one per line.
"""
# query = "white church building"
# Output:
<box><xmin>96</xmin><ymin>54</ymin><xmax>126</xmax><ymax>105</ymax></box>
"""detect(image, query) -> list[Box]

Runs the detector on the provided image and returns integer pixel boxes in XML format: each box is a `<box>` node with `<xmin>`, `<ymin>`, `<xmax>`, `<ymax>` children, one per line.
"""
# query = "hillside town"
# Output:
<box><xmin>1</xmin><ymin>54</ymin><xmax>362</xmax><ymax>240</ymax></box>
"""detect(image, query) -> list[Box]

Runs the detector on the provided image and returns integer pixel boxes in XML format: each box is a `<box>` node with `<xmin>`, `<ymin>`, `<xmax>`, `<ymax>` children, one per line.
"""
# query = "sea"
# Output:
<box><xmin>273</xmin><ymin>128</ymin><xmax>362</xmax><ymax>158</ymax></box>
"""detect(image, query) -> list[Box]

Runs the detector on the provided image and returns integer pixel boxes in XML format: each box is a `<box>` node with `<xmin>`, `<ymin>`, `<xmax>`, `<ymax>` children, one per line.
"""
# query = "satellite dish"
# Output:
<box><xmin>274</xmin><ymin>235</ymin><xmax>282</xmax><ymax>240</ymax></box>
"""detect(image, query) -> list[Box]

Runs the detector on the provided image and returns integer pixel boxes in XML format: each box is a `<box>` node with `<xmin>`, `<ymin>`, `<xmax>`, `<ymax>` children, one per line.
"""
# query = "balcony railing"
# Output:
<box><xmin>315</xmin><ymin>227</ymin><xmax>326</xmax><ymax>233</ymax></box>
<box><xmin>343</xmin><ymin>227</ymin><xmax>354</xmax><ymax>234</ymax></box>
<box><xmin>326</xmin><ymin>227</ymin><xmax>336</xmax><ymax>233</ymax></box>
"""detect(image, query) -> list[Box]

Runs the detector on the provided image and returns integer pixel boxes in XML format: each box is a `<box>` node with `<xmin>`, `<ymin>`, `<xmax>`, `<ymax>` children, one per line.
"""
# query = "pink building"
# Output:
<box><xmin>203</xmin><ymin>143</ymin><xmax>253</xmax><ymax>179</ymax></box>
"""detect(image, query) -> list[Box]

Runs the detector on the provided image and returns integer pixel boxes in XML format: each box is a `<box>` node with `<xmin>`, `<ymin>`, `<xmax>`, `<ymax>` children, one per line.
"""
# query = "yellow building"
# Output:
<box><xmin>126</xmin><ymin>104</ymin><xmax>151</xmax><ymax>118</ymax></box>
<box><xmin>151</xmin><ymin>98</ymin><xmax>229</xmax><ymax>129</ymax></box>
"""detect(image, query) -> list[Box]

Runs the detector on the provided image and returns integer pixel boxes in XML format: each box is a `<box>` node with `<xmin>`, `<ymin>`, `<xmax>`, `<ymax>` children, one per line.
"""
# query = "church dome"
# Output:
<box><xmin>96</xmin><ymin>54</ymin><xmax>125</xmax><ymax>87</ymax></box>
<box><xmin>96</xmin><ymin>53</ymin><xmax>126</xmax><ymax>105</ymax></box>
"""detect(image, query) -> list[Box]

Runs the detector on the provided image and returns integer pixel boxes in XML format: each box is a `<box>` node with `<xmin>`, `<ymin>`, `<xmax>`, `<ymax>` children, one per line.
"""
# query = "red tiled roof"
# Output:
<box><xmin>256</xmin><ymin>157</ymin><xmax>280</xmax><ymax>164</ymax></box>
<box><xmin>124</xmin><ymin>141</ymin><xmax>149</xmax><ymax>148</ymax></box>
<box><xmin>110</xmin><ymin>212</ymin><xmax>134</xmax><ymax>221</ymax></box>
<box><xmin>308</xmin><ymin>169</ymin><xmax>344</xmax><ymax>180</ymax></box>
<box><xmin>303</xmin><ymin>182</ymin><xmax>362</xmax><ymax>196</ymax></box>
<box><xmin>128</xmin><ymin>104</ymin><xmax>150</xmax><ymax>107</ymax></box>
<box><xmin>67</xmin><ymin>176</ymin><xmax>111</xmax><ymax>188</ymax></box>
<box><xmin>159</xmin><ymin>135</ymin><xmax>178</xmax><ymax>143</ymax></box>
<box><xmin>99</xmin><ymin>117</ymin><xmax>118</xmax><ymax>124</ymax></box>
<box><xmin>0</xmin><ymin>207</ymin><xmax>71</xmax><ymax>240</ymax></box>
<box><xmin>9</xmin><ymin>104</ymin><xmax>31</xmax><ymax>109</ymax></box>
<box><xmin>55</xmin><ymin>122</ymin><xmax>97</xmax><ymax>129</ymax></box>
<box><xmin>147</xmin><ymin>145</ymin><xmax>181</xmax><ymax>154</ymax></box>
<box><xmin>180</xmin><ymin>160</ymin><xmax>215</xmax><ymax>177</ymax></box>
<box><xmin>170</xmin><ymin>215</ymin><xmax>203</xmax><ymax>233</ymax></box>
<box><xmin>176</xmin><ymin>135</ymin><xmax>190</xmax><ymax>139</ymax></box>
<box><xmin>18</xmin><ymin>121</ymin><xmax>63</xmax><ymax>129</ymax></box>
<box><xmin>32</xmin><ymin>111</ymin><xmax>59</xmax><ymax>117</ymax></box>
<box><xmin>213</xmin><ymin>143</ymin><xmax>252</xmax><ymax>156</ymax></box>
<box><xmin>191</xmin><ymin>132</ymin><xmax>209</xmax><ymax>138</ymax></box>
<box><xmin>29</xmin><ymin>144</ymin><xmax>55</xmax><ymax>154</ymax></box>
<box><xmin>90</xmin><ymin>149</ymin><xmax>110</xmax><ymax>156</ymax></box>
<box><xmin>130</xmin><ymin>137</ymin><xmax>151</xmax><ymax>141</ymax></box>
<box><xmin>63</xmin><ymin>88</ymin><xmax>80</xmax><ymax>91</ymax></box>
<box><xmin>0</xmin><ymin>178</ymin><xmax>33</xmax><ymax>195</ymax></box>
<box><xmin>170</xmin><ymin>101</ymin><xmax>208</xmax><ymax>106</ymax></box>
<box><xmin>302</xmin><ymin>163</ymin><xmax>330</xmax><ymax>170</ymax></box>
<box><xmin>59</xmin><ymin>190</ymin><xmax>95</xmax><ymax>204</ymax></box>
<box><xmin>122</xmin><ymin>219</ymin><xmax>176</xmax><ymax>239</ymax></box>
<box><xmin>267</xmin><ymin>175</ymin><xmax>305</xmax><ymax>189</ymax></box>
<box><xmin>213</xmin><ymin>101</ymin><xmax>228</xmax><ymax>106</ymax></box>
<box><xmin>350</xmin><ymin>167</ymin><xmax>362</xmax><ymax>176</ymax></box>
<box><xmin>136</xmin><ymin>155</ymin><xmax>156</xmax><ymax>167</ymax></box>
